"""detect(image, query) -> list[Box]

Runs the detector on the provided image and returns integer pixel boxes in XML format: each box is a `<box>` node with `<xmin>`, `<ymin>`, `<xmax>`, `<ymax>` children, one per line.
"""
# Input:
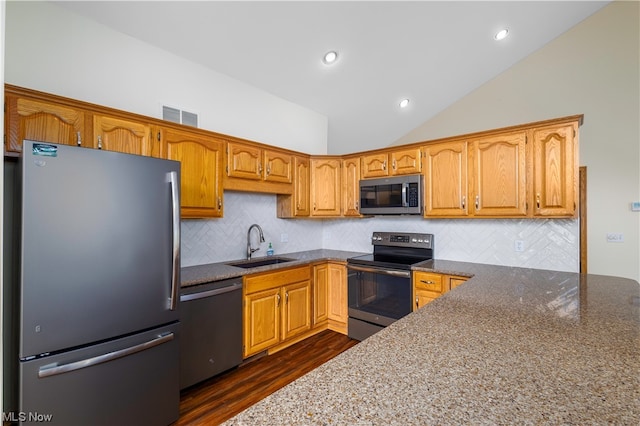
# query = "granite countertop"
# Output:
<box><xmin>181</xmin><ymin>249</ymin><xmax>366</xmax><ymax>288</ymax></box>
<box><xmin>222</xmin><ymin>262</ymin><xmax>640</xmax><ymax>425</ymax></box>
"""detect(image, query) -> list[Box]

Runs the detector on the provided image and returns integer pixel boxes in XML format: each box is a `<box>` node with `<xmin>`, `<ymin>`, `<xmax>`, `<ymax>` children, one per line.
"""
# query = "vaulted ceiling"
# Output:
<box><xmin>54</xmin><ymin>1</ymin><xmax>609</xmax><ymax>154</ymax></box>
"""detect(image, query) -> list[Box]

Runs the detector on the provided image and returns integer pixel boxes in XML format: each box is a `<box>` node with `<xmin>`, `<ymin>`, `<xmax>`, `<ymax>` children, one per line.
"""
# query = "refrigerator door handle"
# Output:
<box><xmin>168</xmin><ymin>171</ymin><xmax>180</xmax><ymax>311</ymax></box>
<box><xmin>38</xmin><ymin>332</ymin><xmax>174</xmax><ymax>378</ymax></box>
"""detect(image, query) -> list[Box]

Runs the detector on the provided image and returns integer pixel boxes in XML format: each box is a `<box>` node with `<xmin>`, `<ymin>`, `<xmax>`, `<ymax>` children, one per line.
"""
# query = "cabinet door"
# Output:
<box><xmin>532</xmin><ymin>123</ymin><xmax>577</xmax><ymax>217</ymax></box>
<box><xmin>390</xmin><ymin>147</ymin><xmax>421</xmax><ymax>175</ymax></box>
<box><xmin>415</xmin><ymin>290</ymin><xmax>439</xmax><ymax>310</ymax></box>
<box><xmin>448</xmin><ymin>276</ymin><xmax>468</xmax><ymax>290</ymax></box>
<box><xmin>93</xmin><ymin>114</ymin><xmax>151</xmax><ymax>155</ymax></box>
<box><xmin>424</xmin><ymin>141</ymin><xmax>468</xmax><ymax>217</ymax></box>
<box><xmin>227</xmin><ymin>142</ymin><xmax>262</xmax><ymax>180</ymax></box>
<box><xmin>327</xmin><ymin>263</ymin><xmax>347</xmax><ymax>327</ymax></box>
<box><xmin>361</xmin><ymin>153</ymin><xmax>389</xmax><ymax>178</ymax></box>
<box><xmin>293</xmin><ymin>156</ymin><xmax>311</xmax><ymax>216</ymax></box>
<box><xmin>6</xmin><ymin>96</ymin><xmax>87</xmax><ymax>153</ymax></box>
<box><xmin>469</xmin><ymin>131</ymin><xmax>527</xmax><ymax>217</ymax></box>
<box><xmin>310</xmin><ymin>158</ymin><xmax>341</xmax><ymax>216</ymax></box>
<box><xmin>342</xmin><ymin>157</ymin><xmax>361</xmax><ymax>216</ymax></box>
<box><xmin>243</xmin><ymin>288</ymin><xmax>281</xmax><ymax>358</ymax></box>
<box><xmin>282</xmin><ymin>281</ymin><xmax>311</xmax><ymax>341</ymax></box>
<box><xmin>264</xmin><ymin>149</ymin><xmax>292</xmax><ymax>183</ymax></box>
<box><xmin>313</xmin><ymin>264</ymin><xmax>329</xmax><ymax>326</ymax></box>
<box><xmin>162</xmin><ymin>128</ymin><xmax>224</xmax><ymax>218</ymax></box>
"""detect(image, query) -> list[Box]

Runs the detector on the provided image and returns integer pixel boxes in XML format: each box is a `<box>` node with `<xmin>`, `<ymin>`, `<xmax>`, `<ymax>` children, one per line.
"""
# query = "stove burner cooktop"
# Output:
<box><xmin>348</xmin><ymin>232</ymin><xmax>434</xmax><ymax>270</ymax></box>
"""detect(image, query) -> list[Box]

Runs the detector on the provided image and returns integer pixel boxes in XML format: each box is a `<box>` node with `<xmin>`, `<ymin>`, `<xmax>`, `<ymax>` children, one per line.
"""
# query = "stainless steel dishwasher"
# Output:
<box><xmin>179</xmin><ymin>277</ymin><xmax>243</xmax><ymax>390</ymax></box>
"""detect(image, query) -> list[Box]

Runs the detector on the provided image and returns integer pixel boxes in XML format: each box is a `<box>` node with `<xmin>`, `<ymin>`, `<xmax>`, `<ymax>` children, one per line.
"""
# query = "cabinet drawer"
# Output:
<box><xmin>414</xmin><ymin>272</ymin><xmax>443</xmax><ymax>292</ymax></box>
<box><xmin>244</xmin><ymin>266</ymin><xmax>311</xmax><ymax>294</ymax></box>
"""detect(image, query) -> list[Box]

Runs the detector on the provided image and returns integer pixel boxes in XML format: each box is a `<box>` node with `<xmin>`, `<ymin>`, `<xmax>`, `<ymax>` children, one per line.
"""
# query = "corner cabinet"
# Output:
<box><xmin>342</xmin><ymin>156</ymin><xmax>361</xmax><ymax>217</ymax></box>
<box><xmin>243</xmin><ymin>266</ymin><xmax>312</xmax><ymax>358</ymax></box>
<box><xmin>310</xmin><ymin>157</ymin><xmax>342</xmax><ymax>217</ymax></box>
<box><xmin>531</xmin><ymin>122</ymin><xmax>578</xmax><ymax>217</ymax></box>
<box><xmin>277</xmin><ymin>155</ymin><xmax>311</xmax><ymax>218</ymax></box>
<box><xmin>158</xmin><ymin>127</ymin><xmax>224</xmax><ymax>218</ymax></box>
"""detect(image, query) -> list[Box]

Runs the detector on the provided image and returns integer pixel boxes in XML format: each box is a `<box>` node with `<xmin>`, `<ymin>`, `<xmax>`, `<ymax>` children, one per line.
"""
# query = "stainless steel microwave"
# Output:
<box><xmin>359</xmin><ymin>174</ymin><xmax>423</xmax><ymax>215</ymax></box>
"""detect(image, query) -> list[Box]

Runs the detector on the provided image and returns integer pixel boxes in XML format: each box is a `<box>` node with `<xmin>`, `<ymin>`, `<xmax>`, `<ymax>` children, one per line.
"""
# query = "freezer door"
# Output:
<box><xmin>20</xmin><ymin>141</ymin><xmax>180</xmax><ymax>357</ymax></box>
<box><xmin>19</xmin><ymin>323</ymin><xmax>179</xmax><ymax>426</ymax></box>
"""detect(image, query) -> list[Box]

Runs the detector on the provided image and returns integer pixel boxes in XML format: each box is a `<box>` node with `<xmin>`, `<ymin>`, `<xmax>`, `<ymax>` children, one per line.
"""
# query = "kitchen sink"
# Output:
<box><xmin>226</xmin><ymin>257</ymin><xmax>295</xmax><ymax>269</ymax></box>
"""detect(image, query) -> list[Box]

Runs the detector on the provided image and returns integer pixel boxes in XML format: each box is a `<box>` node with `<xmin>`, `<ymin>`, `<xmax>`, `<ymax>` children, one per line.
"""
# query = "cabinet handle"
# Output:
<box><xmin>285</xmin><ymin>292</ymin><xmax>289</xmax><ymax>304</ymax></box>
<box><xmin>536</xmin><ymin>194</ymin><xmax>541</xmax><ymax>209</ymax></box>
<box><xmin>415</xmin><ymin>297</ymin><xmax>419</xmax><ymax>310</ymax></box>
<box><xmin>461</xmin><ymin>195</ymin><xmax>466</xmax><ymax>209</ymax></box>
<box><xmin>97</xmin><ymin>135</ymin><xmax>103</xmax><ymax>150</ymax></box>
<box><xmin>313</xmin><ymin>202</ymin><xmax>317</xmax><ymax>211</ymax></box>
<box><xmin>76</xmin><ymin>132</ymin><xmax>82</xmax><ymax>147</ymax></box>
<box><xmin>392</xmin><ymin>159</ymin><xmax>396</xmax><ymax>170</ymax></box>
<box><xmin>157</xmin><ymin>131</ymin><xmax>161</xmax><ymax>141</ymax></box>
<box><xmin>266</xmin><ymin>163</ymin><xmax>271</xmax><ymax>176</ymax></box>
<box><xmin>276</xmin><ymin>293</ymin><xmax>281</xmax><ymax>307</ymax></box>
<box><xmin>218</xmin><ymin>197</ymin><xmax>222</xmax><ymax>210</ymax></box>
<box><xmin>475</xmin><ymin>195</ymin><xmax>479</xmax><ymax>210</ymax></box>
<box><xmin>258</xmin><ymin>163</ymin><xmax>263</xmax><ymax>175</ymax></box>
<box><xmin>420</xmin><ymin>280</ymin><xmax>435</xmax><ymax>284</ymax></box>
<box><xmin>383</xmin><ymin>160</ymin><xmax>387</xmax><ymax>170</ymax></box>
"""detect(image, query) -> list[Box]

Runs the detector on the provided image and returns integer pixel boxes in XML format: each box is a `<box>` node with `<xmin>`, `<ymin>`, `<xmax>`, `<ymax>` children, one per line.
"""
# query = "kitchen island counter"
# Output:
<box><xmin>223</xmin><ymin>264</ymin><xmax>640</xmax><ymax>425</ymax></box>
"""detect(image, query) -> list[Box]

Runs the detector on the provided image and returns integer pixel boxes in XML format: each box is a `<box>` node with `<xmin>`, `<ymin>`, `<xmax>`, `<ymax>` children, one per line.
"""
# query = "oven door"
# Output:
<box><xmin>347</xmin><ymin>264</ymin><xmax>412</xmax><ymax>339</ymax></box>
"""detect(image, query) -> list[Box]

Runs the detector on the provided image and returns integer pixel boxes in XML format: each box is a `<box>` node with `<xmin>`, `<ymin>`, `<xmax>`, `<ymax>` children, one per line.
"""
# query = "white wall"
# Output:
<box><xmin>4</xmin><ymin>1</ymin><xmax>328</xmax><ymax>155</ymax></box>
<box><xmin>393</xmin><ymin>1</ymin><xmax>640</xmax><ymax>281</ymax></box>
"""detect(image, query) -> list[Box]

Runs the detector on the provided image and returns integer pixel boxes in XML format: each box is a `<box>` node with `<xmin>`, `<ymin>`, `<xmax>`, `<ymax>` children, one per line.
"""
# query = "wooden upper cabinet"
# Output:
<box><xmin>93</xmin><ymin>114</ymin><xmax>151</xmax><ymax>156</ymax></box>
<box><xmin>161</xmin><ymin>127</ymin><xmax>224</xmax><ymax>218</ymax></box>
<box><xmin>361</xmin><ymin>148</ymin><xmax>421</xmax><ymax>178</ymax></box>
<box><xmin>532</xmin><ymin>123</ymin><xmax>577</xmax><ymax>217</ymax></box>
<box><xmin>423</xmin><ymin>141</ymin><xmax>468</xmax><ymax>217</ymax></box>
<box><xmin>225</xmin><ymin>141</ymin><xmax>293</xmax><ymax>194</ymax></box>
<box><xmin>469</xmin><ymin>131</ymin><xmax>527</xmax><ymax>217</ymax></box>
<box><xmin>390</xmin><ymin>147</ymin><xmax>422</xmax><ymax>175</ymax></box>
<box><xmin>263</xmin><ymin>149</ymin><xmax>292</xmax><ymax>183</ymax></box>
<box><xmin>227</xmin><ymin>142</ymin><xmax>262</xmax><ymax>180</ymax></box>
<box><xmin>5</xmin><ymin>95</ymin><xmax>88</xmax><ymax>153</ymax></box>
<box><xmin>342</xmin><ymin>156</ymin><xmax>361</xmax><ymax>217</ymax></box>
<box><xmin>277</xmin><ymin>155</ymin><xmax>310</xmax><ymax>218</ymax></box>
<box><xmin>310</xmin><ymin>157</ymin><xmax>341</xmax><ymax>216</ymax></box>
<box><xmin>361</xmin><ymin>152</ymin><xmax>389</xmax><ymax>178</ymax></box>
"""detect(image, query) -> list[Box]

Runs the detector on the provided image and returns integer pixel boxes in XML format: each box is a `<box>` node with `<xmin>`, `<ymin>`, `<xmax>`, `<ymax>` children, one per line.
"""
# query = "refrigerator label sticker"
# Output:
<box><xmin>32</xmin><ymin>143</ymin><xmax>58</xmax><ymax>157</ymax></box>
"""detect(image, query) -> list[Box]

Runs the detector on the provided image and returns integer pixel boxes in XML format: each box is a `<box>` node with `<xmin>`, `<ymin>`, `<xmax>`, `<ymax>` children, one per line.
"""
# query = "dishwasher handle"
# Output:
<box><xmin>180</xmin><ymin>281</ymin><xmax>242</xmax><ymax>302</ymax></box>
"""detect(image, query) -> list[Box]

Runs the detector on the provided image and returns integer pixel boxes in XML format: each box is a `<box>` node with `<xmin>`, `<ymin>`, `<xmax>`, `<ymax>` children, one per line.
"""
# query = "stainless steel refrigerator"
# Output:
<box><xmin>11</xmin><ymin>141</ymin><xmax>181</xmax><ymax>425</ymax></box>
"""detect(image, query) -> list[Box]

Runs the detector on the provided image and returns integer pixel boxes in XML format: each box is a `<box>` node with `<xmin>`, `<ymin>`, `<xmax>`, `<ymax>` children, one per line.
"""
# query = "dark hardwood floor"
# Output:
<box><xmin>173</xmin><ymin>330</ymin><xmax>359</xmax><ymax>425</ymax></box>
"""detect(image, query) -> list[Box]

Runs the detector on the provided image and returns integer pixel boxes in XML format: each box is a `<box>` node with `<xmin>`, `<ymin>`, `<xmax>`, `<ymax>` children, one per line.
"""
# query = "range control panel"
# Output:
<box><xmin>371</xmin><ymin>232</ymin><xmax>433</xmax><ymax>248</ymax></box>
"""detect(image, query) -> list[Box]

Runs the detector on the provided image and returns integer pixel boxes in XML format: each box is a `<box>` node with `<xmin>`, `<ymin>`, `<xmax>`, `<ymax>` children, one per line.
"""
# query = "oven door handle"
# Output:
<box><xmin>348</xmin><ymin>264</ymin><xmax>411</xmax><ymax>278</ymax></box>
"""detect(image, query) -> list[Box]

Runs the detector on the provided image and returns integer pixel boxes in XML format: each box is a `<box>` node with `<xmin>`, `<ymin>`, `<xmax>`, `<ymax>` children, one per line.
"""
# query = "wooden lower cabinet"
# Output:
<box><xmin>243</xmin><ymin>266</ymin><xmax>312</xmax><ymax>358</ymax></box>
<box><xmin>313</xmin><ymin>262</ymin><xmax>348</xmax><ymax>334</ymax></box>
<box><xmin>413</xmin><ymin>271</ymin><xmax>469</xmax><ymax>310</ymax></box>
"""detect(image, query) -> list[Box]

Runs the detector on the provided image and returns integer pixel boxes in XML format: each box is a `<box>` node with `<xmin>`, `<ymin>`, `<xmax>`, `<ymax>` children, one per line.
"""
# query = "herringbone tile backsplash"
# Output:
<box><xmin>181</xmin><ymin>192</ymin><xmax>579</xmax><ymax>272</ymax></box>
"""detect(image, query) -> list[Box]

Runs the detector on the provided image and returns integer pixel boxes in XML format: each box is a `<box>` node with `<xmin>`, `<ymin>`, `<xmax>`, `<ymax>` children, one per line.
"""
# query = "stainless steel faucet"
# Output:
<box><xmin>247</xmin><ymin>224</ymin><xmax>265</xmax><ymax>259</ymax></box>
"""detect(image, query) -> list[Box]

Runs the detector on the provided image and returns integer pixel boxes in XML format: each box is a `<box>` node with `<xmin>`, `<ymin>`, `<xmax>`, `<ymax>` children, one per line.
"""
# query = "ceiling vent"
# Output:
<box><xmin>163</xmin><ymin>105</ymin><xmax>198</xmax><ymax>128</ymax></box>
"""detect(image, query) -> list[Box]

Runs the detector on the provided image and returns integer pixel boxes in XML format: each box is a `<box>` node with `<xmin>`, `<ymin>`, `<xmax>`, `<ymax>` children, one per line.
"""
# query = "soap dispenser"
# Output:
<box><xmin>266</xmin><ymin>242</ymin><xmax>274</xmax><ymax>256</ymax></box>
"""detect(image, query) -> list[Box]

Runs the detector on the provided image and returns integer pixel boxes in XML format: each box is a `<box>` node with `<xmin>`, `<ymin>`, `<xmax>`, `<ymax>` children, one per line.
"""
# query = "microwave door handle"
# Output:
<box><xmin>402</xmin><ymin>182</ymin><xmax>408</xmax><ymax>207</ymax></box>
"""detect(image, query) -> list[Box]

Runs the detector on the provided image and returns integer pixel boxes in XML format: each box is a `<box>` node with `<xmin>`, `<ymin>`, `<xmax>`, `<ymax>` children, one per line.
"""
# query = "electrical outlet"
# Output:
<box><xmin>514</xmin><ymin>240</ymin><xmax>525</xmax><ymax>252</ymax></box>
<box><xmin>280</xmin><ymin>233</ymin><xmax>288</xmax><ymax>243</ymax></box>
<box><xmin>606</xmin><ymin>233</ymin><xmax>624</xmax><ymax>243</ymax></box>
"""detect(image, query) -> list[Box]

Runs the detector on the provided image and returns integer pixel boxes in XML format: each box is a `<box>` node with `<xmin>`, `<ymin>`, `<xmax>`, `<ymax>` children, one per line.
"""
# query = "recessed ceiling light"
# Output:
<box><xmin>399</xmin><ymin>99</ymin><xmax>410</xmax><ymax>108</ymax></box>
<box><xmin>322</xmin><ymin>51</ymin><xmax>338</xmax><ymax>65</ymax></box>
<box><xmin>494</xmin><ymin>28</ymin><xmax>509</xmax><ymax>41</ymax></box>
